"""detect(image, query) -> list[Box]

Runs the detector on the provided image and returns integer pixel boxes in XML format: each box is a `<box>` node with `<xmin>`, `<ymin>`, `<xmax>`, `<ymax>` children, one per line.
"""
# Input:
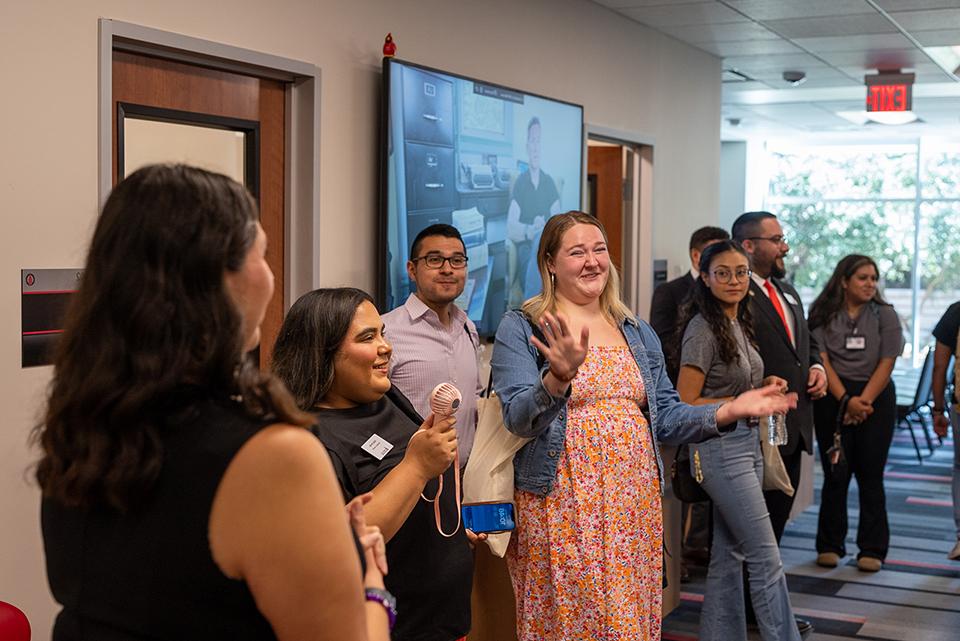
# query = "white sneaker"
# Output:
<box><xmin>949</xmin><ymin>540</ymin><xmax>960</xmax><ymax>561</ymax></box>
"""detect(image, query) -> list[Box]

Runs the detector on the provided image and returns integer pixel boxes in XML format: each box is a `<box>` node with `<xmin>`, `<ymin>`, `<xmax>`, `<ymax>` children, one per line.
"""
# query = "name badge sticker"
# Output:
<box><xmin>845</xmin><ymin>335</ymin><xmax>866</xmax><ymax>351</ymax></box>
<box><xmin>783</xmin><ymin>292</ymin><xmax>799</xmax><ymax>306</ymax></box>
<box><xmin>361</xmin><ymin>434</ymin><xmax>395</xmax><ymax>460</ymax></box>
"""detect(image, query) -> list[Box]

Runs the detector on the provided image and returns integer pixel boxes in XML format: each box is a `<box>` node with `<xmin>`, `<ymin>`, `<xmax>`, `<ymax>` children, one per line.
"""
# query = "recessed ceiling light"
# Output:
<box><xmin>836</xmin><ymin>111</ymin><xmax>869</xmax><ymax>125</ymax></box>
<box><xmin>866</xmin><ymin>110</ymin><xmax>918</xmax><ymax>125</ymax></box>
<box><xmin>835</xmin><ymin>110</ymin><xmax>918</xmax><ymax>126</ymax></box>
<box><xmin>924</xmin><ymin>45</ymin><xmax>960</xmax><ymax>77</ymax></box>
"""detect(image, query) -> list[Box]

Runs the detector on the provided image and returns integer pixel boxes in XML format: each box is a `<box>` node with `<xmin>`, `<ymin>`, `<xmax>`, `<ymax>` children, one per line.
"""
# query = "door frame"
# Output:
<box><xmin>98</xmin><ymin>18</ymin><xmax>322</xmax><ymax>304</ymax></box>
<box><xmin>585</xmin><ymin>124</ymin><xmax>654</xmax><ymax>320</ymax></box>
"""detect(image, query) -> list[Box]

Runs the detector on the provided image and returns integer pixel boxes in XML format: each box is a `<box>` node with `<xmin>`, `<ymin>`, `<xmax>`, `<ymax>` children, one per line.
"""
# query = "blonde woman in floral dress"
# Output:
<box><xmin>491</xmin><ymin>212</ymin><xmax>797</xmax><ymax>641</ymax></box>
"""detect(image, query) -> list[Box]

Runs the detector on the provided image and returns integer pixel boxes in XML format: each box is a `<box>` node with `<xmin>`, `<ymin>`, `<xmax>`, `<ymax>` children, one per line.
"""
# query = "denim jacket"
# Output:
<box><xmin>491</xmin><ymin>310</ymin><xmax>723</xmax><ymax>496</ymax></box>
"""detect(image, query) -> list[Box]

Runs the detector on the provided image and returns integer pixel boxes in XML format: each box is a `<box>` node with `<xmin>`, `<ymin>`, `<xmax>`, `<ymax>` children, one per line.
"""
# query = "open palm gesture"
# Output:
<box><xmin>529</xmin><ymin>311</ymin><xmax>590</xmax><ymax>380</ymax></box>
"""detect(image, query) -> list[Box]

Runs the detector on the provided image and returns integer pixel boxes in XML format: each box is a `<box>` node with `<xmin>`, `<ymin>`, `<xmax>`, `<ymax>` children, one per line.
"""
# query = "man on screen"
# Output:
<box><xmin>507</xmin><ymin>116</ymin><xmax>561</xmax><ymax>306</ymax></box>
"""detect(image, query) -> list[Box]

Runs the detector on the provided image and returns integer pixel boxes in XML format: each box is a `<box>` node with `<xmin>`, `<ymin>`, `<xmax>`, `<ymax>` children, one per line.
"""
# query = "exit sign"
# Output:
<box><xmin>865</xmin><ymin>72</ymin><xmax>914</xmax><ymax>113</ymax></box>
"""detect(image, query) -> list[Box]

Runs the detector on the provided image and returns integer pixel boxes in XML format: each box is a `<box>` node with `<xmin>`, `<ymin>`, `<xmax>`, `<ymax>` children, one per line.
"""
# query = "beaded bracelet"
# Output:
<box><xmin>365</xmin><ymin>587</ymin><xmax>397</xmax><ymax>631</ymax></box>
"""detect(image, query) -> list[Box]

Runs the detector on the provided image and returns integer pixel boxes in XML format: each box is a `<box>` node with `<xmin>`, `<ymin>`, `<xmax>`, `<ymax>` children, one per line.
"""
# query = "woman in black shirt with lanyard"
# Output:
<box><xmin>809</xmin><ymin>254</ymin><xmax>903</xmax><ymax>573</ymax></box>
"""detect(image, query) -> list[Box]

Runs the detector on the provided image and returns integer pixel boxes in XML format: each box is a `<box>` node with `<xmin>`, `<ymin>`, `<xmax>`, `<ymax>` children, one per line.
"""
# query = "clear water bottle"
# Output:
<box><xmin>767</xmin><ymin>413</ymin><xmax>788</xmax><ymax>446</ymax></box>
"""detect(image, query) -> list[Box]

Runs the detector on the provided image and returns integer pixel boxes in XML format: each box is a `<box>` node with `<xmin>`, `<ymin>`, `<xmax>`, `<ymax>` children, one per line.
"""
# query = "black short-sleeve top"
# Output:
<box><xmin>42</xmin><ymin>391</ymin><xmax>279</xmax><ymax>641</ymax></box>
<box><xmin>312</xmin><ymin>386</ymin><xmax>473</xmax><ymax>641</ymax></box>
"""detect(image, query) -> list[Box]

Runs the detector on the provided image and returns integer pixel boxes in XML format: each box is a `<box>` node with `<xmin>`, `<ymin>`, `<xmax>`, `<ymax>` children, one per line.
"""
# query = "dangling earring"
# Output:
<box><xmin>549</xmin><ymin>272</ymin><xmax>556</xmax><ymax>288</ymax></box>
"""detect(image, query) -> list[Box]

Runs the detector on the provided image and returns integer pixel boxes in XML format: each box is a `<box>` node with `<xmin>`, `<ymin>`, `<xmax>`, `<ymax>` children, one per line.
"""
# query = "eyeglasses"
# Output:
<box><xmin>411</xmin><ymin>253</ymin><xmax>468</xmax><ymax>269</ymax></box>
<box><xmin>747</xmin><ymin>235</ymin><xmax>788</xmax><ymax>246</ymax></box>
<box><xmin>710</xmin><ymin>268</ymin><xmax>752</xmax><ymax>284</ymax></box>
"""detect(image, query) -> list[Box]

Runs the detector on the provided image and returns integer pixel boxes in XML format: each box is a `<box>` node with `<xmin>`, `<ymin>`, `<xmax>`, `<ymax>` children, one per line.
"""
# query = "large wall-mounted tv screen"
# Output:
<box><xmin>380</xmin><ymin>58</ymin><xmax>584</xmax><ymax>336</ymax></box>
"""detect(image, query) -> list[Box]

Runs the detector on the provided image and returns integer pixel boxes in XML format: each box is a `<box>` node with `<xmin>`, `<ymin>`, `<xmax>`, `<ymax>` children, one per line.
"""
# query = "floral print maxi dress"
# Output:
<box><xmin>507</xmin><ymin>346</ymin><xmax>663</xmax><ymax>641</ymax></box>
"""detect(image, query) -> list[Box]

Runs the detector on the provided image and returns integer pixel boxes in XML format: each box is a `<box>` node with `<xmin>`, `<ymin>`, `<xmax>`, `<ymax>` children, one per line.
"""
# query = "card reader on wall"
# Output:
<box><xmin>469</xmin><ymin>164</ymin><xmax>495</xmax><ymax>189</ymax></box>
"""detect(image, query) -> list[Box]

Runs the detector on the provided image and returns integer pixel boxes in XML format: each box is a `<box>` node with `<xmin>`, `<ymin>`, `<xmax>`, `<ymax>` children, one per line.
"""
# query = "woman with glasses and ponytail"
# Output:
<box><xmin>672</xmin><ymin>240</ymin><xmax>801</xmax><ymax>641</ymax></box>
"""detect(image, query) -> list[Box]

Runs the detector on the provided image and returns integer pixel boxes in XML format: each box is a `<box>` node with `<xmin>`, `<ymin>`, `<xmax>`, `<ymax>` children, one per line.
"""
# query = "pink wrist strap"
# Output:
<box><xmin>421</xmin><ymin>448</ymin><xmax>462</xmax><ymax>537</ymax></box>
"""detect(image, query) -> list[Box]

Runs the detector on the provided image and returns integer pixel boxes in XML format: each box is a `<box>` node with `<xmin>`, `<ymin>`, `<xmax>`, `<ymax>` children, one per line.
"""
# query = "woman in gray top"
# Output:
<box><xmin>808</xmin><ymin>255</ymin><xmax>903</xmax><ymax>572</ymax></box>
<box><xmin>673</xmin><ymin>240</ymin><xmax>801</xmax><ymax>641</ymax></box>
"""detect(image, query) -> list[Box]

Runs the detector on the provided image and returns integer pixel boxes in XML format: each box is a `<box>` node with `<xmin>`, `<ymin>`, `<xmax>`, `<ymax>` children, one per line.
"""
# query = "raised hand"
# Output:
<box><xmin>405</xmin><ymin>413</ymin><xmax>458</xmax><ymax>481</ymax></box>
<box><xmin>530</xmin><ymin>311</ymin><xmax>589</xmax><ymax>382</ymax></box>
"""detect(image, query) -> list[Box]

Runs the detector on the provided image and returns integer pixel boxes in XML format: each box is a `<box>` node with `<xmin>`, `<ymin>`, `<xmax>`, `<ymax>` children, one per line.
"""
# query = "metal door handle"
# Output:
<box><xmin>422</xmin><ymin>113</ymin><xmax>441</xmax><ymax>122</ymax></box>
<box><xmin>424</xmin><ymin>183</ymin><xmax>444</xmax><ymax>189</ymax></box>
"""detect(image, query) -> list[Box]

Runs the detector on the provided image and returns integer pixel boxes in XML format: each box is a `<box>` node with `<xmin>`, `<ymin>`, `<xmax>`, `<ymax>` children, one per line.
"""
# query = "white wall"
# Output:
<box><xmin>719</xmin><ymin>140</ymin><xmax>747</xmax><ymax>232</ymax></box>
<box><xmin>0</xmin><ymin>0</ymin><xmax>721</xmax><ymax>634</ymax></box>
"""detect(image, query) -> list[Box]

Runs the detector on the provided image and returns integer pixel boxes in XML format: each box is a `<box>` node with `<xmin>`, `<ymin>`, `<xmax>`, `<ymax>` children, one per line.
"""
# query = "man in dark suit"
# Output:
<box><xmin>734</xmin><ymin>211</ymin><xmax>827</xmax><ymax>638</ymax></box>
<box><xmin>650</xmin><ymin>226</ymin><xmax>730</xmax><ymax>382</ymax></box>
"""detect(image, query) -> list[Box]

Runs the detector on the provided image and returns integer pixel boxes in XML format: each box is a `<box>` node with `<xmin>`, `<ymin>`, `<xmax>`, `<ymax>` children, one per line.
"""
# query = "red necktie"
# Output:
<box><xmin>763</xmin><ymin>279</ymin><xmax>793</xmax><ymax>343</ymax></box>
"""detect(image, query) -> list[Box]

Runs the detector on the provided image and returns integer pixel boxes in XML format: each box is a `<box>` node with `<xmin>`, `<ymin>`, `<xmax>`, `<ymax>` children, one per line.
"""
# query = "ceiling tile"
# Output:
<box><xmin>910</xmin><ymin>28</ymin><xmax>960</xmax><ymax>46</ymax></box>
<box><xmin>721</xmin><ymin>80</ymin><xmax>778</xmax><ymax>98</ymax></box>
<box><xmin>815</xmin><ymin>48</ymin><xmax>930</xmax><ymax>67</ymax></box>
<box><xmin>658</xmin><ymin>21</ymin><xmax>780</xmax><ymax>42</ymax></box>
<box><xmin>792</xmin><ymin>33</ymin><xmax>915</xmax><ymax>52</ymax></box>
<box><xmin>875</xmin><ymin>0</ymin><xmax>960</xmax><ymax>12</ymax></box>
<box><xmin>724</xmin><ymin>0</ymin><xmax>878</xmax><ymax>21</ymax></box>
<box><xmin>761</xmin><ymin>14</ymin><xmax>899</xmax><ymax>39</ymax></box>
<box><xmin>794</xmin><ymin>76</ymin><xmax>863</xmax><ymax>88</ymax></box>
<box><xmin>592</xmin><ymin>0</ymin><xmax>705</xmax><ymax>8</ymax></box>
<box><xmin>888</xmin><ymin>8</ymin><xmax>960</xmax><ymax>30</ymax></box>
<box><xmin>839</xmin><ymin>63</ymin><xmax>956</xmax><ymax>82</ymax></box>
<box><xmin>620</xmin><ymin>2</ymin><xmax>747</xmax><ymax>27</ymax></box>
<box><xmin>740</xmin><ymin>103</ymin><xmax>855</xmax><ymax>127</ymax></box>
<box><xmin>724</xmin><ymin>53</ymin><xmax>827</xmax><ymax>71</ymax></box>
<box><xmin>702</xmin><ymin>39</ymin><xmax>806</xmax><ymax>56</ymax></box>
<box><xmin>749</xmin><ymin>67</ymin><xmax>858</xmax><ymax>84</ymax></box>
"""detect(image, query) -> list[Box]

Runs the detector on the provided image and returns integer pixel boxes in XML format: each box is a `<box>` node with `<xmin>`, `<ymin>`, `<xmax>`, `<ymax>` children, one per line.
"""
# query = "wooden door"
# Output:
<box><xmin>587</xmin><ymin>146</ymin><xmax>624</xmax><ymax>274</ymax></box>
<box><xmin>112</xmin><ymin>51</ymin><xmax>286</xmax><ymax>368</ymax></box>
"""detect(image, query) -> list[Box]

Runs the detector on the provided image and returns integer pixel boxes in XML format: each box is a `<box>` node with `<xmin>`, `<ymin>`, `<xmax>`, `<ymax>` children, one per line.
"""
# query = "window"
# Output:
<box><xmin>764</xmin><ymin>140</ymin><xmax>960</xmax><ymax>365</ymax></box>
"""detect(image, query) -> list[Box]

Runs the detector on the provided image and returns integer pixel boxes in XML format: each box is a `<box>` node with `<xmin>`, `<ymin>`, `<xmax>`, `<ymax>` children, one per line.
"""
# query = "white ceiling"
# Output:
<box><xmin>591</xmin><ymin>0</ymin><xmax>960</xmax><ymax>140</ymax></box>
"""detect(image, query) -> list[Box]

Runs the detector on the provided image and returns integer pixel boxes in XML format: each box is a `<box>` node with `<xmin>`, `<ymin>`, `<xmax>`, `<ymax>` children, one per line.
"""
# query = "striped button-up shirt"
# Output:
<box><xmin>382</xmin><ymin>294</ymin><xmax>482</xmax><ymax>463</ymax></box>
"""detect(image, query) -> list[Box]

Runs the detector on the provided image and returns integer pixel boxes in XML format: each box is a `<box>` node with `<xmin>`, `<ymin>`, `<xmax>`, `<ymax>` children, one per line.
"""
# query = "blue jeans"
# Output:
<box><xmin>692</xmin><ymin>423</ymin><xmax>800</xmax><ymax>641</ymax></box>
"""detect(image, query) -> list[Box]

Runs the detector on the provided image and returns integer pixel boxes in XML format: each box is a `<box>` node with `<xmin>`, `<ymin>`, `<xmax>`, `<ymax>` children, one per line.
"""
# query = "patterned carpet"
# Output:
<box><xmin>662</xmin><ymin>429</ymin><xmax>960</xmax><ymax>641</ymax></box>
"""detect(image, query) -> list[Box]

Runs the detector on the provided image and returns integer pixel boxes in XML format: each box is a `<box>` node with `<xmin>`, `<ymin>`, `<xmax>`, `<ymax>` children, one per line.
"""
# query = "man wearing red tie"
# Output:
<box><xmin>733</xmin><ymin>211</ymin><xmax>828</xmax><ymax>639</ymax></box>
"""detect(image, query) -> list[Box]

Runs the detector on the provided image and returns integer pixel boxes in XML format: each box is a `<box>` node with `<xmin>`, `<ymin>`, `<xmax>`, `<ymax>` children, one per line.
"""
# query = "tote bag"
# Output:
<box><xmin>462</xmin><ymin>385</ymin><xmax>531</xmax><ymax>557</ymax></box>
<box><xmin>760</xmin><ymin>417</ymin><xmax>795</xmax><ymax>496</ymax></box>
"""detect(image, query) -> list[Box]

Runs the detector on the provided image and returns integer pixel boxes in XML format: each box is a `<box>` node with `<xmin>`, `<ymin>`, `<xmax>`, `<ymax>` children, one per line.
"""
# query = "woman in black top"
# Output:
<box><xmin>36</xmin><ymin>165</ymin><xmax>390</xmax><ymax>641</ymax></box>
<box><xmin>809</xmin><ymin>254</ymin><xmax>903</xmax><ymax>572</ymax></box>
<box><xmin>272</xmin><ymin>288</ymin><xmax>473</xmax><ymax>641</ymax></box>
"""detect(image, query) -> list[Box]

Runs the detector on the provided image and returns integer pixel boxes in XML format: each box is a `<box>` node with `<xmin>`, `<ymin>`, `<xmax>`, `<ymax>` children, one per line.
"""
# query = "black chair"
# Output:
<box><xmin>896</xmin><ymin>348</ymin><xmax>937</xmax><ymax>463</ymax></box>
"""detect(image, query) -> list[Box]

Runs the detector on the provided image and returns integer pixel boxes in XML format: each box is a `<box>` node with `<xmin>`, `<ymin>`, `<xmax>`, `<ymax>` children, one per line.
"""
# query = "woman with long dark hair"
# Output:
<box><xmin>673</xmin><ymin>240</ymin><xmax>800</xmax><ymax>641</ymax></box>
<box><xmin>272</xmin><ymin>287</ymin><xmax>473</xmax><ymax>641</ymax></box>
<box><xmin>491</xmin><ymin>214</ymin><xmax>796</xmax><ymax>641</ymax></box>
<box><xmin>808</xmin><ymin>254</ymin><xmax>902</xmax><ymax>572</ymax></box>
<box><xmin>36</xmin><ymin>165</ymin><xmax>390</xmax><ymax>641</ymax></box>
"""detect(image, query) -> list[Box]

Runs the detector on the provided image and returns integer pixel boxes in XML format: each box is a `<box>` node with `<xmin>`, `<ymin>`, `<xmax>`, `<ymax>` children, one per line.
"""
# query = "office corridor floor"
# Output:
<box><xmin>662</xmin><ymin>429</ymin><xmax>960</xmax><ymax>641</ymax></box>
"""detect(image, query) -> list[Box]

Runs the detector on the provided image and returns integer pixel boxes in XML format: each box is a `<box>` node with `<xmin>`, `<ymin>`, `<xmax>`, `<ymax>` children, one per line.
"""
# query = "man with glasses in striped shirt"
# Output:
<box><xmin>383</xmin><ymin>224</ymin><xmax>482</xmax><ymax>467</ymax></box>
